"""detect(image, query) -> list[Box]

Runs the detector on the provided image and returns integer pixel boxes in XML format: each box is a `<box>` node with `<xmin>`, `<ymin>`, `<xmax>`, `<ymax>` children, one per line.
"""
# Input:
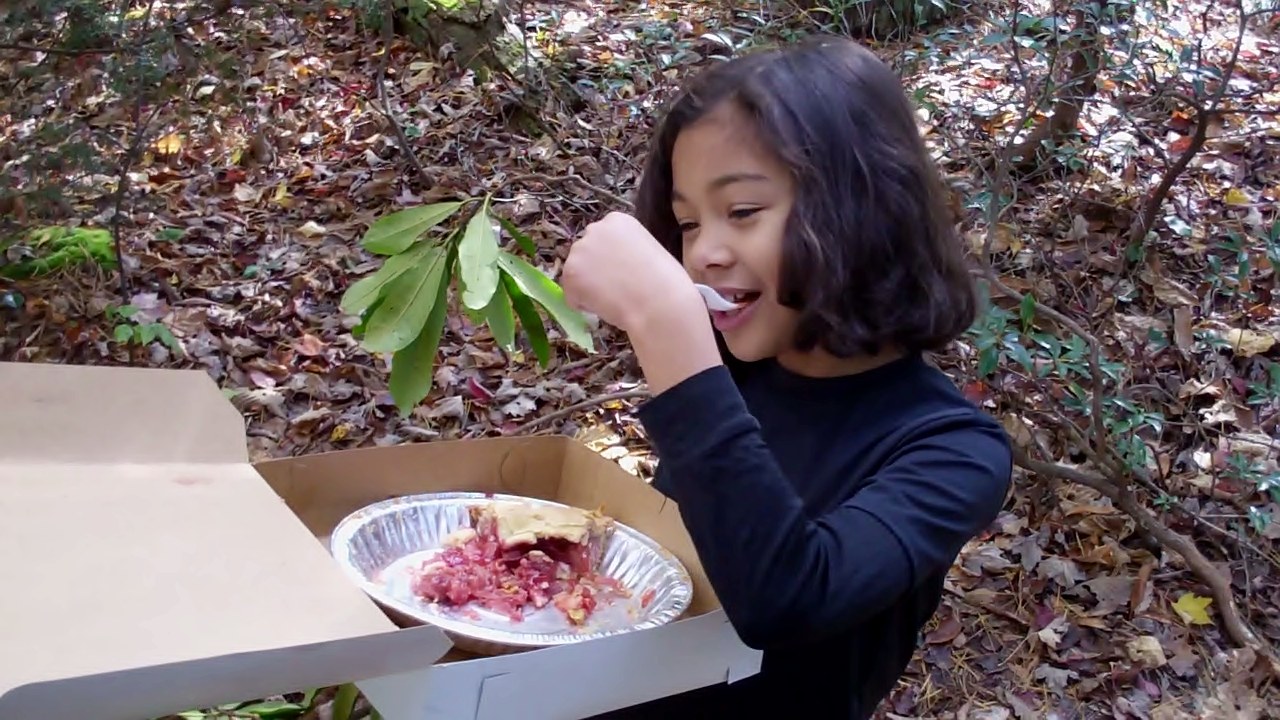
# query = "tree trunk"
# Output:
<box><xmin>392</xmin><ymin>0</ymin><xmax>509</xmax><ymax>73</ymax></box>
<box><xmin>800</xmin><ymin>0</ymin><xmax>962</xmax><ymax>40</ymax></box>
<box><xmin>1000</xmin><ymin>1</ymin><xmax>1108</xmax><ymax>178</ymax></box>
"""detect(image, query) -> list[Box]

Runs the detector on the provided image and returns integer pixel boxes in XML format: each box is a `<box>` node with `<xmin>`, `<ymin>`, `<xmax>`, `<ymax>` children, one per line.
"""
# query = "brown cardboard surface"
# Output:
<box><xmin>0</xmin><ymin>361</ymin><xmax>444</xmax><ymax>717</ymax></box>
<box><xmin>0</xmin><ymin>361</ymin><xmax>248</xmax><ymax>464</ymax></box>
<box><xmin>255</xmin><ymin>436</ymin><xmax>759</xmax><ymax>719</ymax></box>
<box><xmin>1</xmin><ymin>360</ymin><xmax>757</xmax><ymax>720</ymax></box>
<box><xmin>253</xmin><ymin>434</ymin><xmax>721</xmax><ymax>615</ymax></box>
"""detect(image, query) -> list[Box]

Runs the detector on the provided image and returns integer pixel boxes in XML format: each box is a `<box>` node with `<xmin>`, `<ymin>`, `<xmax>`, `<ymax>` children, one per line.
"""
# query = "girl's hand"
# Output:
<box><xmin>561</xmin><ymin>212</ymin><xmax>700</xmax><ymax>332</ymax></box>
<box><xmin>562</xmin><ymin>212</ymin><xmax>722</xmax><ymax>394</ymax></box>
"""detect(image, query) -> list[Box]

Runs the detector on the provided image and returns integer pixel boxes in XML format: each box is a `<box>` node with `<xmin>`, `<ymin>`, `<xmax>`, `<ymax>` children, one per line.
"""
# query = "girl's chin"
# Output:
<box><xmin>721</xmin><ymin>335</ymin><xmax>774</xmax><ymax>363</ymax></box>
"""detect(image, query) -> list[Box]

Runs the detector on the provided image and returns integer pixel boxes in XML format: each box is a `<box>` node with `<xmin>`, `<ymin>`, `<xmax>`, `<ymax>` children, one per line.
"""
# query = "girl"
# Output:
<box><xmin>561</xmin><ymin>35</ymin><xmax>1013</xmax><ymax>719</ymax></box>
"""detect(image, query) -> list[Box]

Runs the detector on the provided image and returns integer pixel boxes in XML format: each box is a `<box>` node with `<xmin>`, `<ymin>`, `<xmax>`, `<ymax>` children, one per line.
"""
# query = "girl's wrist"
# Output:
<box><xmin>627</xmin><ymin>288</ymin><xmax>723</xmax><ymax>396</ymax></box>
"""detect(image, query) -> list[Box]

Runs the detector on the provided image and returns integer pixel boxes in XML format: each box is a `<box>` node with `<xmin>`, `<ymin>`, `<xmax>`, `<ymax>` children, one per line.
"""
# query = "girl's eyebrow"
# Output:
<box><xmin>672</xmin><ymin>173</ymin><xmax>771</xmax><ymax>201</ymax></box>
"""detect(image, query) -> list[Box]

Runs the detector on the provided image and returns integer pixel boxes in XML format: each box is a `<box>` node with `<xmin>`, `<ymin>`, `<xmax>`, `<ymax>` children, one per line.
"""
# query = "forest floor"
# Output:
<box><xmin>3</xmin><ymin>0</ymin><xmax>1280</xmax><ymax>718</ymax></box>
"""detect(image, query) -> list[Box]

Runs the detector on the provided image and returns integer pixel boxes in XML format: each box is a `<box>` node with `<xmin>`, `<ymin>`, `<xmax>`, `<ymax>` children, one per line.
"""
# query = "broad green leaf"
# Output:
<box><xmin>1006</xmin><ymin>340</ymin><xmax>1034</xmax><ymax>371</ymax></box>
<box><xmin>483</xmin><ymin>274</ymin><xmax>516</xmax><ymax>350</ymax></box>
<box><xmin>1019</xmin><ymin>293</ymin><xmax>1036</xmax><ymax>330</ymax></box>
<box><xmin>496</xmin><ymin>251</ymin><xmax>594</xmax><ymax>352</ymax></box>
<box><xmin>493</xmin><ymin>214</ymin><xmax>538</xmax><ymax>256</ymax></box>
<box><xmin>339</xmin><ymin>243</ymin><xmax>432</xmax><ymax>315</ymax></box>
<box><xmin>113</xmin><ymin>324</ymin><xmax>133</xmax><ymax>343</ymax></box>
<box><xmin>461</xmin><ymin>306</ymin><xmax>486</xmax><ymax>326</ymax></box>
<box><xmin>505</xmin><ymin>273</ymin><xmax>551</xmax><ymax>366</ymax></box>
<box><xmin>333</xmin><ymin>684</ymin><xmax>360</xmax><ymax>720</ymax></box>
<box><xmin>977</xmin><ymin>345</ymin><xmax>999</xmax><ymax>377</ymax></box>
<box><xmin>236</xmin><ymin>700</ymin><xmax>308</xmax><ymax>718</ymax></box>
<box><xmin>389</xmin><ymin>258</ymin><xmax>451</xmax><ymax>415</ymax></box>
<box><xmin>351</xmin><ymin>294</ymin><xmax>385</xmax><ymax>340</ymax></box>
<box><xmin>362</xmin><ymin>247</ymin><xmax>450</xmax><ymax>353</ymax></box>
<box><xmin>457</xmin><ymin>206</ymin><xmax>501</xmax><ymax>310</ymax></box>
<box><xmin>361</xmin><ymin>202</ymin><xmax>464</xmax><ymax>255</ymax></box>
<box><xmin>156</xmin><ymin>325</ymin><xmax>182</xmax><ymax>354</ymax></box>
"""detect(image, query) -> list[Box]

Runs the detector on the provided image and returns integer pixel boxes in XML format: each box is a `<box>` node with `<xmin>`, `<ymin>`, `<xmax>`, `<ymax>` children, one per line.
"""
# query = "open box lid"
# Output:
<box><xmin>0</xmin><ymin>362</ymin><xmax>452</xmax><ymax>720</ymax></box>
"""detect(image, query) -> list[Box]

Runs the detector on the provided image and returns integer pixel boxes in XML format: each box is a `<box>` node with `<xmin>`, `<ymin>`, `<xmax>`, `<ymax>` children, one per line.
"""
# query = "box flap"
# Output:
<box><xmin>357</xmin><ymin>611</ymin><xmax>763</xmax><ymax>720</ymax></box>
<box><xmin>0</xmin><ymin>362</ymin><xmax>453</xmax><ymax>717</ymax></box>
<box><xmin>0</xmin><ymin>626</ymin><xmax>450</xmax><ymax>720</ymax></box>
<box><xmin>0</xmin><ymin>361</ymin><xmax>247</xmax><ymax>463</ymax></box>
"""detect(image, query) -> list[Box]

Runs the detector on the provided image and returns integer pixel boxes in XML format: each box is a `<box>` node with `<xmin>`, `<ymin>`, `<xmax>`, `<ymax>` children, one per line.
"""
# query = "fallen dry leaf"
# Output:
<box><xmin>153</xmin><ymin>132</ymin><xmax>184</xmax><ymax>155</ymax></box>
<box><xmin>1212</xmin><ymin>327</ymin><xmax>1276</xmax><ymax>357</ymax></box>
<box><xmin>1125</xmin><ymin>636</ymin><xmax>1167</xmax><ymax>668</ymax></box>
<box><xmin>1172</xmin><ymin>592</ymin><xmax>1214</xmax><ymax>626</ymax></box>
<box><xmin>293</xmin><ymin>333</ymin><xmax>326</xmax><ymax>356</ymax></box>
<box><xmin>233</xmin><ymin>183</ymin><xmax>262</xmax><ymax>202</ymax></box>
<box><xmin>297</xmin><ymin>220</ymin><xmax>327</xmax><ymax>238</ymax></box>
<box><xmin>925</xmin><ymin>610</ymin><xmax>964</xmax><ymax>645</ymax></box>
<box><xmin>1141</xmin><ymin>268</ymin><xmax>1198</xmax><ymax>306</ymax></box>
<box><xmin>1224</xmin><ymin>187</ymin><xmax>1251</xmax><ymax>206</ymax></box>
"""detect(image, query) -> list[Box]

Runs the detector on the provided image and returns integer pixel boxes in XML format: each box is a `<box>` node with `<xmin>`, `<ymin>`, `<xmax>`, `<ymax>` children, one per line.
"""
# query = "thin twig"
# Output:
<box><xmin>1189</xmin><ymin>513</ymin><xmax>1280</xmax><ymax>572</ymax></box>
<box><xmin>1127</xmin><ymin>1</ymin><xmax>1259</xmax><ymax>251</ymax></box>
<box><xmin>107</xmin><ymin>0</ymin><xmax>165</xmax><ymax>301</ymax></box>
<box><xmin>509</xmin><ymin>172</ymin><xmax>633</xmax><ymax>210</ymax></box>
<box><xmin>375</xmin><ymin>1</ymin><xmax>433</xmax><ymax>188</ymax></box>
<box><xmin>0</xmin><ymin>41</ymin><xmax>127</xmax><ymax>55</ymax></box>
<box><xmin>509</xmin><ymin>389</ymin><xmax>650</xmax><ymax>436</ymax></box>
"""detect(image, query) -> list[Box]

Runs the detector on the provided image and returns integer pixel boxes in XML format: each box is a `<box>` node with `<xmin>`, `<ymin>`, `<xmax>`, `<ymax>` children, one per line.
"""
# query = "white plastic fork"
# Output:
<box><xmin>694</xmin><ymin>283</ymin><xmax>744</xmax><ymax>312</ymax></box>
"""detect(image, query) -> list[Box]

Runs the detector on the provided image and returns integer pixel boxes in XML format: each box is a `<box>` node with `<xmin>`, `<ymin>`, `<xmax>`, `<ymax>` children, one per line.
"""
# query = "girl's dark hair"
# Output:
<box><xmin>634</xmin><ymin>36</ymin><xmax>977</xmax><ymax>357</ymax></box>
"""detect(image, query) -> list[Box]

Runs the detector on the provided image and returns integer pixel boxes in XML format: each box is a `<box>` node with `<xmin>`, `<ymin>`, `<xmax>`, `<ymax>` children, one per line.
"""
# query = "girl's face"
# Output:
<box><xmin>671</xmin><ymin>101</ymin><xmax>801</xmax><ymax>366</ymax></box>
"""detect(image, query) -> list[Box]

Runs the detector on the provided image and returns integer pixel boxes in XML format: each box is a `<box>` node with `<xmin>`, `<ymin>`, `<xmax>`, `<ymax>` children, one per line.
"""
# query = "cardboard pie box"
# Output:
<box><xmin>0</xmin><ymin>361</ymin><xmax>761</xmax><ymax>720</ymax></box>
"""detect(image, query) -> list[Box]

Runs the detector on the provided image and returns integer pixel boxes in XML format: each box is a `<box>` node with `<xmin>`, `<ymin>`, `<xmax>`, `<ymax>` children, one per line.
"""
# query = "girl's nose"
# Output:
<box><xmin>684</xmin><ymin>225</ymin><xmax>734</xmax><ymax>272</ymax></box>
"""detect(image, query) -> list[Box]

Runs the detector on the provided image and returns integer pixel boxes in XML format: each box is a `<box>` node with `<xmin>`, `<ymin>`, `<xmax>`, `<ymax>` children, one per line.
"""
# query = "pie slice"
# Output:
<box><xmin>470</xmin><ymin>501</ymin><xmax>614</xmax><ymax>574</ymax></box>
<box><xmin>411</xmin><ymin>500</ymin><xmax>626</xmax><ymax>627</ymax></box>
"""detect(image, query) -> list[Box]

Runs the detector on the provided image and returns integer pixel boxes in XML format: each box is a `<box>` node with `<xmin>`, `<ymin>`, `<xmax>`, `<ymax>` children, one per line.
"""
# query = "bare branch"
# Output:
<box><xmin>1126</xmin><ymin>106</ymin><xmax>1214</xmax><ymax>251</ymax></box>
<box><xmin>106</xmin><ymin>0</ymin><xmax>165</xmax><ymax>300</ymax></box>
<box><xmin>1128</xmin><ymin>1</ymin><xmax>1265</xmax><ymax>252</ymax></box>
<box><xmin>509</xmin><ymin>389</ymin><xmax>650</xmax><ymax>436</ymax></box>
<box><xmin>0</xmin><ymin>41</ymin><xmax>127</xmax><ymax>55</ymax></box>
<box><xmin>1011</xmin><ymin>444</ymin><xmax>1280</xmax><ymax>677</ymax></box>
<box><xmin>374</xmin><ymin>0</ymin><xmax>433</xmax><ymax>188</ymax></box>
<box><xmin>998</xmin><ymin>0</ymin><xmax>1107</xmax><ymax>176</ymax></box>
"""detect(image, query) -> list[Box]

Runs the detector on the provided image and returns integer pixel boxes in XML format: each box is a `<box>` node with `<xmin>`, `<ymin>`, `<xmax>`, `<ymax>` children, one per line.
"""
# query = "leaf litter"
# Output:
<box><xmin>2</xmin><ymin>0</ymin><xmax>1280</xmax><ymax>718</ymax></box>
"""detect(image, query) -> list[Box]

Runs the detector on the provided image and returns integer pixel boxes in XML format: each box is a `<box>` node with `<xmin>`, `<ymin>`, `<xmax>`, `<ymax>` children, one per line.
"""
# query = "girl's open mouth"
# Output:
<box><xmin>709</xmin><ymin>291</ymin><xmax>760</xmax><ymax>333</ymax></box>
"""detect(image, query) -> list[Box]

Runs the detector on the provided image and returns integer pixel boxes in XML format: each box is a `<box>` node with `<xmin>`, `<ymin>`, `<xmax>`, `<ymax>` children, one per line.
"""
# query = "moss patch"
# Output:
<box><xmin>0</xmin><ymin>226</ymin><xmax>116</xmax><ymax>279</ymax></box>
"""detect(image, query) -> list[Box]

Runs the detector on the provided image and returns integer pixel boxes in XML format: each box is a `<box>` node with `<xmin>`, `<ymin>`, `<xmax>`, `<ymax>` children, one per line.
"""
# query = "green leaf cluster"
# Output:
<box><xmin>340</xmin><ymin>197</ymin><xmax>594</xmax><ymax>416</ymax></box>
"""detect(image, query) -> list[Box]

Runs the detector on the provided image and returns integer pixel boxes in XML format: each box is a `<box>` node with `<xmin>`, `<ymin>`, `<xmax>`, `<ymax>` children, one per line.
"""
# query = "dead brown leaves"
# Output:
<box><xmin>1</xmin><ymin>1</ymin><xmax>731</xmax><ymax>465</ymax></box>
<box><xmin>4</xmin><ymin>0</ymin><xmax>1280</xmax><ymax>717</ymax></box>
<box><xmin>884</xmin><ymin>0</ymin><xmax>1280</xmax><ymax>716</ymax></box>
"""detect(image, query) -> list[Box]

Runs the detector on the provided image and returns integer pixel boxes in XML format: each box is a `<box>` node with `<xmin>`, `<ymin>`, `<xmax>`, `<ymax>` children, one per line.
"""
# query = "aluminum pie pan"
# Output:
<box><xmin>329</xmin><ymin>492</ymin><xmax>694</xmax><ymax>656</ymax></box>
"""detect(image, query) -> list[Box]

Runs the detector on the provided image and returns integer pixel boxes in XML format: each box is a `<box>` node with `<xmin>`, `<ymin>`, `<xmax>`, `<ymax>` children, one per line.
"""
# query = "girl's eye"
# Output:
<box><xmin>678</xmin><ymin>221</ymin><xmax>699</xmax><ymax>233</ymax></box>
<box><xmin>729</xmin><ymin>207</ymin><xmax>762</xmax><ymax>221</ymax></box>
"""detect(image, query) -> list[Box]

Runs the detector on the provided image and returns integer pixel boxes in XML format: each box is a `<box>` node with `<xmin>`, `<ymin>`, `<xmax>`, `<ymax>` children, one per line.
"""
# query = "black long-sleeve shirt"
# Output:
<box><xmin>595</xmin><ymin>352</ymin><xmax>1012</xmax><ymax>719</ymax></box>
